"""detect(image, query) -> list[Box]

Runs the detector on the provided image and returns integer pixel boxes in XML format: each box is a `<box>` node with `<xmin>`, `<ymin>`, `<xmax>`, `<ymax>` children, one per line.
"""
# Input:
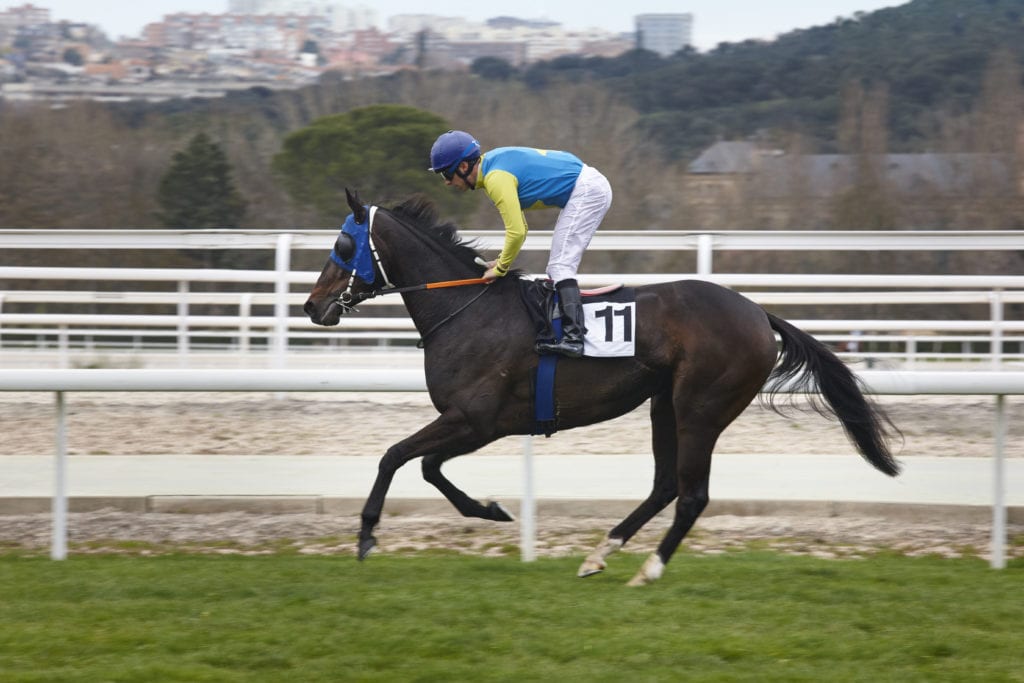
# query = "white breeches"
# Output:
<box><xmin>546</xmin><ymin>164</ymin><xmax>612</xmax><ymax>282</ymax></box>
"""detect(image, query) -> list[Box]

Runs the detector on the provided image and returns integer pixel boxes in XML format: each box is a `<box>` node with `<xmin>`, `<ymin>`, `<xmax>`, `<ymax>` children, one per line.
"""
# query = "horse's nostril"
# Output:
<box><xmin>303</xmin><ymin>300</ymin><xmax>316</xmax><ymax>317</ymax></box>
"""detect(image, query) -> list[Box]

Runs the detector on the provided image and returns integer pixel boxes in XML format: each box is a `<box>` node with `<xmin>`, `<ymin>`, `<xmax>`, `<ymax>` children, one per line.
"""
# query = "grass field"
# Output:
<box><xmin>0</xmin><ymin>551</ymin><xmax>1021</xmax><ymax>682</ymax></box>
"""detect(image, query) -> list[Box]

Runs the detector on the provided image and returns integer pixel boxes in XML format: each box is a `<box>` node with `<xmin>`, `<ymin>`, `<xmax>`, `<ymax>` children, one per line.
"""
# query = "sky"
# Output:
<box><xmin>32</xmin><ymin>1</ymin><xmax>908</xmax><ymax>50</ymax></box>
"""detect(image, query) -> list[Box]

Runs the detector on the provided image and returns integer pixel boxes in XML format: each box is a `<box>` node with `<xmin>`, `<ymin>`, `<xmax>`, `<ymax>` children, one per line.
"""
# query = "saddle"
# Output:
<box><xmin>517</xmin><ymin>278</ymin><xmax>627</xmax><ymax>346</ymax></box>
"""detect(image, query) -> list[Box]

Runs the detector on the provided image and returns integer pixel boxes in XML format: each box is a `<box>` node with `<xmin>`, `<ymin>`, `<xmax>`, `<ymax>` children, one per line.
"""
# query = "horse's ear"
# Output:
<box><xmin>346</xmin><ymin>188</ymin><xmax>367</xmax><ymax>224</ymax></box>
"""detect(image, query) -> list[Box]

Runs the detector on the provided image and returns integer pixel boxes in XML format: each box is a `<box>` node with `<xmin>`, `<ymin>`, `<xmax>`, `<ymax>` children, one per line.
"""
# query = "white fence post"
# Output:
<box><xmin>273</xmin><ymin>234</ymin><xmax>293</xmax><ymax>369</ymax></box>
<box><xmin>991</xmin><ymin>289</ymin><xmax>1004</xmax><ymax>369</ymax></box>
<box><xmin>521</xmin><ymin>435</ymin><xmax>536</xmax><ymax>562</ymax></box>
<box><xmin>177</xmin><ymin>281</ymin><xmax>189</xmax><ymax>368</ymax></box>
<box><xmin>57</xmin><ymin>327</ymin><xmax>69</xmax><ymax>369</ymax></box>
<box><xmin>991</xmin><ymin>394</ymin><xmax>1007</xmax><ymax>570</ymax></box>
<box><xmin>697</xmin><ymin>233</ymin><xmax>713</xmax><ymax>275</ymax></box>
<box><xmin>52</xmin><ymin>391</ymin><xmax>68</xmax><ymax>561</ymax></box>
<box><xmin>239</xmin><ymin>292</ymin><xmax>253</xmax><ymax>357</ymax></box>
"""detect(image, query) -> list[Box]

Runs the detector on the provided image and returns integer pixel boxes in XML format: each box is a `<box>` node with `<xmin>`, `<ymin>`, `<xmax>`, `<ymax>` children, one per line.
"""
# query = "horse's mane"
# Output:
<box><xmin>386</xmin><ymin>194</ymin><xmax>484</xmax><ymax>268</ymax></box>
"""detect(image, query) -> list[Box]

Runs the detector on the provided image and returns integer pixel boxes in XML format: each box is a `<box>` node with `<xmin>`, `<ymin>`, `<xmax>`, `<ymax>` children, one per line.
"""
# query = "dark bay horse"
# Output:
<box><xmin>304</xmin><ymin>190</ymin><xmax>900</xmax><ymax>586</ymax></box>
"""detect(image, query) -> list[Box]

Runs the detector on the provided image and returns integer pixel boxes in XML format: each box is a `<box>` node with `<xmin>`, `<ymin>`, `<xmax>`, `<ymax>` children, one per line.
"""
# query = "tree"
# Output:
<box><xmin>157</xmin><ymin>132</ymin><xmax>248</xmax><ymax>229</ymax></box>
<box><xmin>471</xmin><ymin>56</ymin><xmax>516</xmax><ymax>81</ymax></box>
<box><xmin>62</xmin><ymin>48</ymin><xmax>84</xmax><ymax>67</ymax></box>
<box><xmin>831</xmin><ymin>82</ymin><xmax>899</xmax><ymax>231</ymax></box>
<box><xmin>271</xmin><ymin>104</ymin><xmax>477</xmax><ymax>222</ymax></box>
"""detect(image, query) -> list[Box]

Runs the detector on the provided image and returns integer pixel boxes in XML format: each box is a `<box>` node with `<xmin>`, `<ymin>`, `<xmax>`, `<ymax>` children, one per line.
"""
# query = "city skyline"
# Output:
<box><xmin>31</xmin><ymin>0</ymin><xmax>907</xmax><ymax>50</ymax></box>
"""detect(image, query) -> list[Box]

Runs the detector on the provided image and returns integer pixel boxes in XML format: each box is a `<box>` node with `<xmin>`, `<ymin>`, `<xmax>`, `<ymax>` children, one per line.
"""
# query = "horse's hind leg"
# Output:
<box><xmin>625</xmin><ymin>349</ymin><xmax>771</xmax><ymax>587</ymax></box>
<box><xmin>578</xmin><ymin>390</ymin><xmax>679</xmax><ymax>577</ymax></box>
<box><xmin>626</xmin><ymin>426</ymin><xmax>716</xmax><ymax>586</ymax></box>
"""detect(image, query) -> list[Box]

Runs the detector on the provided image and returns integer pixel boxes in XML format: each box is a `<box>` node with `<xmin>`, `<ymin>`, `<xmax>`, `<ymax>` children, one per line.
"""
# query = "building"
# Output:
<box><xmin>0</xmin><ymin>3</ymin><xmax>49</xmax><ymax>29</ymax></box>
<box><xmin>2</xmin><ymin>5</ymin><xmax>637</xmax><ymax>99</ymax></box>
<box><xmin>387</xmin><ymin>13</ymin><xmax>627</xmax><ymax>67</ymax></box>
<box><xmin>145</xmin><ymin>13</ymin><xmax>330</xmax><ymax>54</ymax></box>
<box><xmin>227</xmin><ymin>0</ymin><xmax>375</xmax><ymax>32</ymax></box>
<box><xmin>635</xmin><ymin>13</ymin><xmax>692</xmax><ymax>57</ymax></box>
<box><xmin>685</xmin><ymin>140</ymin><xmax>1023</xmax><ymax>229</ymax></box>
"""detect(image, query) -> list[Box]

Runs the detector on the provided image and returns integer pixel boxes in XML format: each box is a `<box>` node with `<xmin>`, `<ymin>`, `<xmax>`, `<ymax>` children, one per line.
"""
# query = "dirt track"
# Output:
<box><xmin>2</xmin><ymin>392</ymin><xmax>1020</xmax><ymax>560</ymax></box>
<box><xmin>2</xmin><ymin>392</ymin><xmax>1019</xmax><ymax>459</ymax></box>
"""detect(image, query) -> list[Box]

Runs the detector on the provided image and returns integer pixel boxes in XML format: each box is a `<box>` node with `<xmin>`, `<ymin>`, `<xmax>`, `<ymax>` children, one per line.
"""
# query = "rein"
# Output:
<box><xmin>339</xmin><ymin>277</ymin><xmax>490</xmax><ymax>347</ymax></box>
<box><xmin>377</xmin><ymin>277</ymin><xmax>490</xmax><ymax>296</ymax></box>
<box><xmin>337</xmin><ymin>275</ymin><xmax>489</xmax><ymax>307</ymax></box>
<box><xmin>414</xmin><ymin>284</ymin><xmax>491</xmax><ymax>348</ymax></box>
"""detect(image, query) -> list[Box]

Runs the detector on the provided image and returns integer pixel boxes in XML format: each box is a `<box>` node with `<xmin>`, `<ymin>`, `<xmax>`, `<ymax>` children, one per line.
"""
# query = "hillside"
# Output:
<box><xmin>3</xmin><ymin>0</ymin><xmax>1024</xmax><ymax>234</ymax></box>
<box><xmin>519</xmin><ymin>0</ymin><xmax>1024</xmax><ymax>158</ymax></box>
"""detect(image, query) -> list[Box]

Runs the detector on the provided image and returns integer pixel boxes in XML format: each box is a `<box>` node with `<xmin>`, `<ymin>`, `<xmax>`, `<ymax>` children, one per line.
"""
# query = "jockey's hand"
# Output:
<box><xmin>480</xmin><ymin>259</ymin><xmax>500</xmax><ymax>281</ymax></box>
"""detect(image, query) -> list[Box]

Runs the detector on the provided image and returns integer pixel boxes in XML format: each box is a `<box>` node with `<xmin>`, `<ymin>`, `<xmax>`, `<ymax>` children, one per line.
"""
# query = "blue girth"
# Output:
<box><xmin>534</xmin><ymin>292</ymin><xmax>562</xmax><ymax>436</ymax></box>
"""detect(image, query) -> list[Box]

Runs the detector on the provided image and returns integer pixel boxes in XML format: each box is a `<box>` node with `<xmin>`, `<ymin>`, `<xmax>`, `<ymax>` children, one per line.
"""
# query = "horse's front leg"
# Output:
<box><xmin>422</xmin><ymin>452</ymin><xmax>515</xmax><ymax>522</ymax></box>
<box><xmin>357</xmin><ymin>410</ymin><xmax>493</xmax><ymax>560</ymax></box>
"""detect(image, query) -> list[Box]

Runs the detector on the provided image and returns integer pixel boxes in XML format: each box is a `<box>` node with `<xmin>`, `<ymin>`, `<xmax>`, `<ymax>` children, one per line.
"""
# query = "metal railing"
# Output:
<box><xmin>2</xmin><ymin>230</ymin><xmax>1021</xmax><ymax>368</ymax></box>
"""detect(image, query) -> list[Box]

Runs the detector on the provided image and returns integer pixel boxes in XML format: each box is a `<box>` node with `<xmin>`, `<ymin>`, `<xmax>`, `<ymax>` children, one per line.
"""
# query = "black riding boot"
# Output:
<box><xmin>536</xmin><ymin>279</ymin><xmax>585</xmax><ymax>358</ymax></box>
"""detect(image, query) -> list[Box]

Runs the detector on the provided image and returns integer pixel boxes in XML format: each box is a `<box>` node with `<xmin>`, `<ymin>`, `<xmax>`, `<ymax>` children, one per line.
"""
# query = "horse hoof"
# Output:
<box><xmin>357</xmin><ymin>537</ymin><xmax>376</xmax><ymax>560</ymax></box>
<box><xmin>488</xmin><ymin>501</ymin><xmax>516</xmax><ymax>522</ymax></box>
<box><xmin>626</xmin><ymin>553</ymin><xmax>664</xmax><ymax>587</ymax></box>
<box><xmin>578</xmin><ymin>537</ymin><xmax>622</xmax><ymax>577</ymax></box>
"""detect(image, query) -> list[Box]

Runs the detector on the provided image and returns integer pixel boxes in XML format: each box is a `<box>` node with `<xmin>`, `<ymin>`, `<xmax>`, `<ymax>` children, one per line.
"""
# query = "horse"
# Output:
<box><xmin>304</xmin><ymin>189</ymin><xmax>900</xmax><ymax>586</ymax></box>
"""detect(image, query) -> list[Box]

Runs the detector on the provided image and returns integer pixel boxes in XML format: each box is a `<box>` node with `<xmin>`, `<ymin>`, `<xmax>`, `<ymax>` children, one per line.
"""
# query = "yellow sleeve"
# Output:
<box><xmin>482</xmin><ymin>169</ymin><xmax>527</xmax><ymax>276</ymax></box>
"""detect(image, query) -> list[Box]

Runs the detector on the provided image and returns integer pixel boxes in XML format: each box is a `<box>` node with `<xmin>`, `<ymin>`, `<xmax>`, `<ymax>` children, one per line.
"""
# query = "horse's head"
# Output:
<box><xmin>306</xmin><ymin>189</ymin><xmax>489</xmax><ymax>327</ymax></box>
<box><xmin>304</xmin><ymin>188</ymin><xmax>383</xmax><ymax>326</ymax></box>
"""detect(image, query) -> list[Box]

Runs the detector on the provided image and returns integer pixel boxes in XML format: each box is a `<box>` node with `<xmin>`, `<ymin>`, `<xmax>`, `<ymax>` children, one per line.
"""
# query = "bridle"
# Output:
<box><xmin>330</xmin><ymin>206</ymin><xmax>491</xmax><ymax>344</ymax></box>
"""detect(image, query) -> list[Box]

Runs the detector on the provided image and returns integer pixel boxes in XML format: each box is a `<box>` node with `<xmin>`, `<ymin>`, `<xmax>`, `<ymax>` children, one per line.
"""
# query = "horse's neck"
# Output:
<box><xmin>377</xmin><ymin>219</ymin><xmax>488</xmax><ymax>332</ymax></box>
<box><xmin>402</xmin><ymin>276</ymin><xmax>523</xmax><ymax>347</ymax></box>
<box><xmin>401</xmin><ymin>258</ymin><xmax>473</xmax><ymax>285</ymax></box>
<box><xmin>383</xmin><ymin>226</ymin><xmax>472</xmax><ymax>287</ymax></box>
<box><xmin>386</xmin><ymin>249</ymin><xmax>467</xmax><ymax>306</ymax></box>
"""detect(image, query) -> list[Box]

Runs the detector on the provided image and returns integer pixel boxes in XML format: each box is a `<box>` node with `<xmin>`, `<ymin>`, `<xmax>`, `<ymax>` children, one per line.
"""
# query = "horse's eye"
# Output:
<box><xmin>334</xmin><ymin>233</ymin><xmax>355</xmax><ymax>262</ymax></box>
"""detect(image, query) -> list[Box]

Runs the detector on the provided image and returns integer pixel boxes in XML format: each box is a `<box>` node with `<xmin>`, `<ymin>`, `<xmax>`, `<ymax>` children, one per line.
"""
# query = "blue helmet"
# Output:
<box><xmin>428</xmin><ymin>130</ymin><xmax>480</xmax><ymax>175</ymax></box>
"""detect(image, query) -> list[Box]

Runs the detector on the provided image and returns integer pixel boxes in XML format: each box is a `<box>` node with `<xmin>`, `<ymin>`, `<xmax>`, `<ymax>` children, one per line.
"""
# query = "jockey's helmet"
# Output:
<box><xmin>428</xmin><ymin>130</ymin><xmax>480</xmax><ymax>177</ymax></box>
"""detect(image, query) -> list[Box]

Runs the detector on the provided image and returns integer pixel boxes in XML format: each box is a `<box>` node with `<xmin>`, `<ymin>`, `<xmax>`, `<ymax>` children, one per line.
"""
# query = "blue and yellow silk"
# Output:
<box><xmin>476</xmin><ymin>147</ymin><xmax>584</xmax><ymax>275</ymax></box>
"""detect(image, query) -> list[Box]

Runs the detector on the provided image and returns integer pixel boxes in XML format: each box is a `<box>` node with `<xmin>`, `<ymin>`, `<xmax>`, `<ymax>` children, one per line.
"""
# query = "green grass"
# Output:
<box><xmin>0</xmin><ymin>552</ymin><xmax>1021</xmax><ymax>682</ymax></box>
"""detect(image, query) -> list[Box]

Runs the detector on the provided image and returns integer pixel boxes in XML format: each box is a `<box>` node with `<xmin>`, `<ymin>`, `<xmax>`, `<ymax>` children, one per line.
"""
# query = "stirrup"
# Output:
<box><xmin>536</xmin><ymin>338</ymin><xmax>584</xmax><ymax>358</ymax></box>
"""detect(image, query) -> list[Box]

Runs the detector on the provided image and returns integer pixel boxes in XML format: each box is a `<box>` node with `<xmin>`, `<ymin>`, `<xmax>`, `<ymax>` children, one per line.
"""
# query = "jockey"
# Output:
<box><xmin>429</xmin><ymin>130</ymin><xmax>613</xmax><ymax>358</ymax></box>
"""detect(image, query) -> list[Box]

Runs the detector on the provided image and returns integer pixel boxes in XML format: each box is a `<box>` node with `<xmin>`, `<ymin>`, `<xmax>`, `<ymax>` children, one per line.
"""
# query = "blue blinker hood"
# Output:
<box><xmin>329</xmin><ymin>207</ymin><xmax>376</xmax><ymax>283</ymax></box>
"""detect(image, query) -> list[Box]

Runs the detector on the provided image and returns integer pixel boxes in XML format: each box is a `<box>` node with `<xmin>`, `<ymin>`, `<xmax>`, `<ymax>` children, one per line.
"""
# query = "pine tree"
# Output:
<box><xmin>157</xmin><ymin>132</ymin><xmax>247</xmax><ymax>229</ymax></box>
<box><xmin>271</xmin><ymin>104</ymin><xmax>475</xmax><ymax>223</ymax></box>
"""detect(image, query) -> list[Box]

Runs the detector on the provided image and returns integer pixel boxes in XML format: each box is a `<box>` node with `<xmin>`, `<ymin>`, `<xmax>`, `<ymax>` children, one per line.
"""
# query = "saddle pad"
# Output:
<box><xmin>582</xmin><ymin>288</ymin><xmax>636</xmax><ymax>357</ymax></box>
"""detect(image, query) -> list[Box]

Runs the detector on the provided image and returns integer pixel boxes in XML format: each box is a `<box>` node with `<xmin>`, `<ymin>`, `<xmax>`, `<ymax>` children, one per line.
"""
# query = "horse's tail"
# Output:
<box><xmin>762</xmin><ymin>312</ymin><xmax>901</xmax><ymax>477</ymax></box>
